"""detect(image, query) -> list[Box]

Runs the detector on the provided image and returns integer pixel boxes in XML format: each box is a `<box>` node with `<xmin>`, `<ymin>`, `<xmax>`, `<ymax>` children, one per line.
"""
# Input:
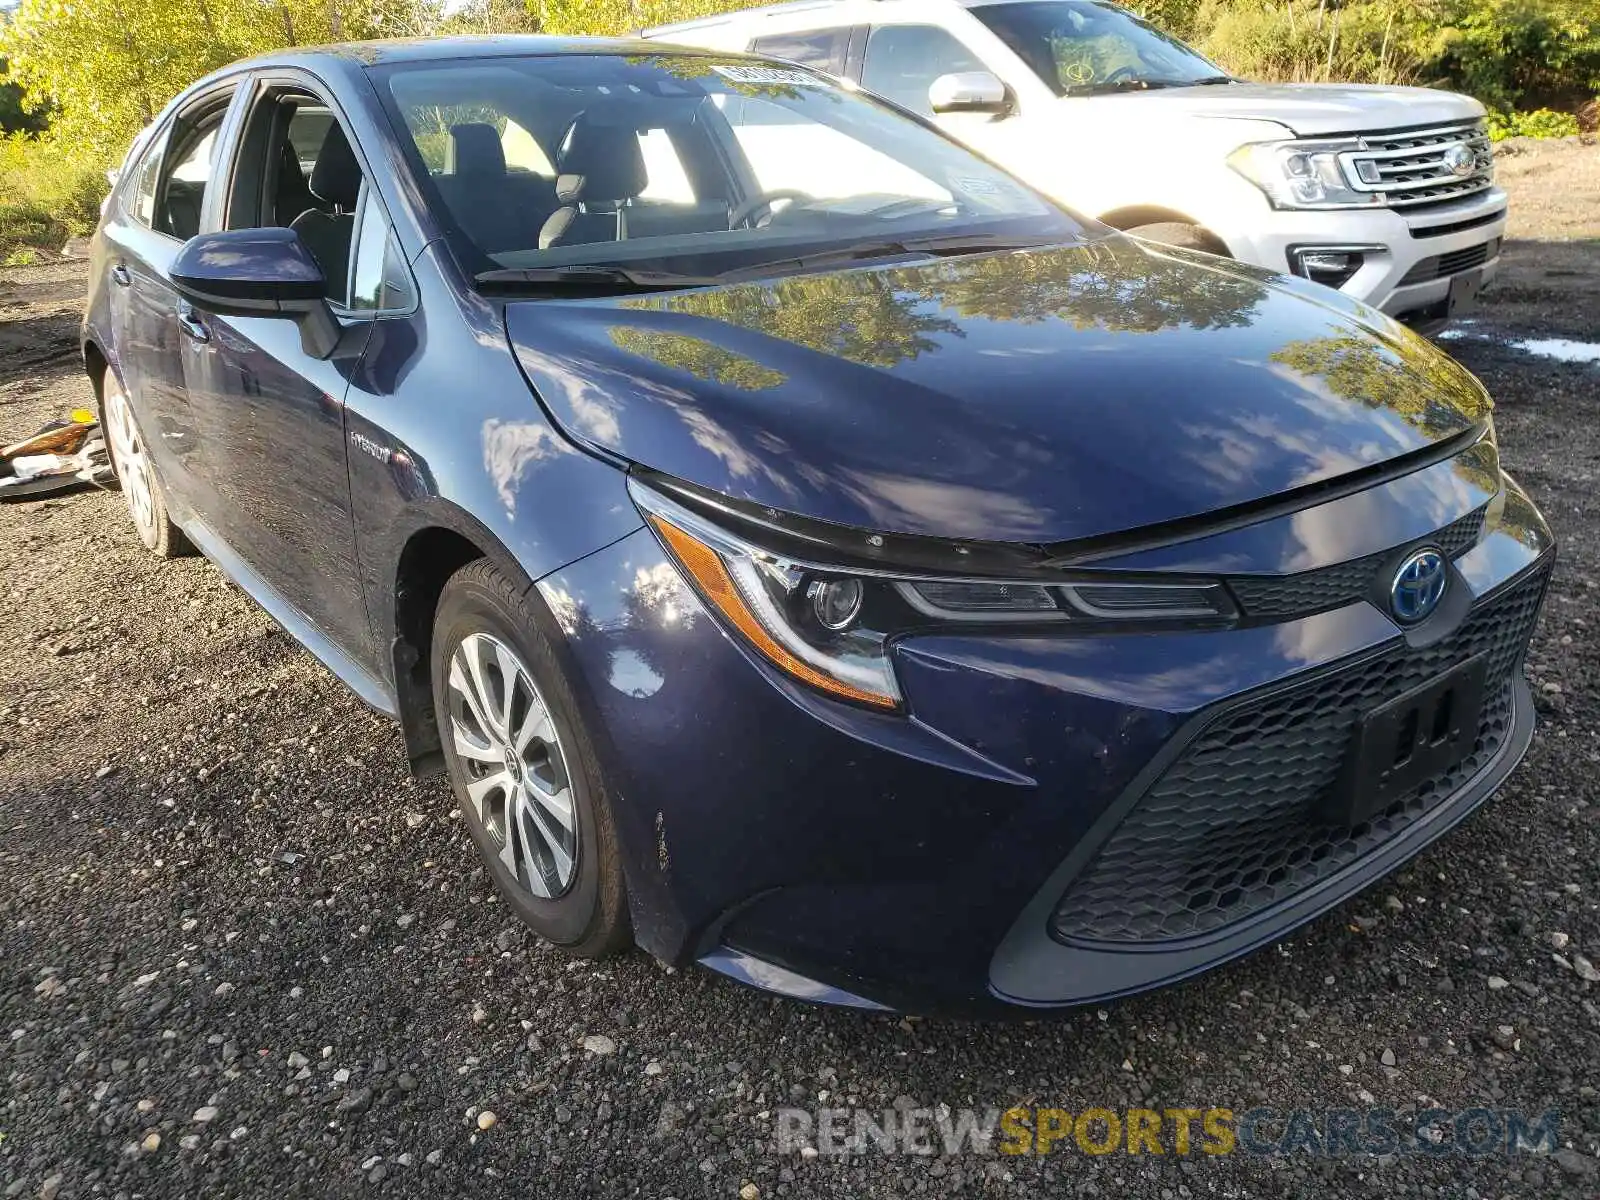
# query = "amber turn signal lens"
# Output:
<box><xmin>647</xmin><ymin>514</ymin><xmax>898</xmax><ymax>709</ymax></box>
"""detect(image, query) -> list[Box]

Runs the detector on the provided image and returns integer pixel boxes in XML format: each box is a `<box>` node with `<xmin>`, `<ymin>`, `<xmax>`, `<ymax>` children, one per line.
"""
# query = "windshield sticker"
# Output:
<box><xmin>712</xmin><ymin>64</ymin><xmax>829</xmax><ymax>87</ymax></box>
<box><xmin>953</xmin><ymin>176</ymin><xmax>1021</xmax><ymax>198</ymax></box>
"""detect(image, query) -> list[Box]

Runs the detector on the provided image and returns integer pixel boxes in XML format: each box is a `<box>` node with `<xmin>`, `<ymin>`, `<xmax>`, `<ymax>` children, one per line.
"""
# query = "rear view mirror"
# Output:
<box><xmin>170</xmin><ymin>228</ymin><xmax>339</xmax><ymax>358</ymax></box>
<box><xmin>928</xmin><ymin>71</ymin><xmax>1011</xmax><ymax>116</ymax></box>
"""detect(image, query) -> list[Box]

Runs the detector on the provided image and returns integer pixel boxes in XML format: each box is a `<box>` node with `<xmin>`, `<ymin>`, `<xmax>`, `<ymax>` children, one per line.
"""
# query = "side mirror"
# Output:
<box><xmin>170</xmin><ymin>228</ymin><xmax>340</xmax><ymax>359</ymax></box>
<box><xmin>928</xmin><ymin>71</ymin><xmax>1011</xmax><ymax>116</ymax></box>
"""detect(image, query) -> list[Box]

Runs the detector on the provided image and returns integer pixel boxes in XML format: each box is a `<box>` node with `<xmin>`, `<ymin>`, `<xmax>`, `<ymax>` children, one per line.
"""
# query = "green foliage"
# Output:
<box><xmin>1486</xmin><ymin>106</ymin><xmax>1584</xmax><ymax>138</ymax></box>
<box><xmin>1</xmin><ymin>58</ymin><xmax>49</xmax><ymax>134</ymax></box>
<box><xmin>1428</xmin><ymin>0</ymin><xmax>1600</xmax><ymax>111</ymax></box>
<box><xmin>1125</xmin><ymin>1</ymin><xmax>1207</xmax><ymax>42</ymax></box>
<box><xmin>0</xmin><ymin>0</ymin><xmax>442</xmax><ymax>155</ymax></box>
<box><xmin>1191</xmin><ymin>0</ymin><xmax>1600</xmax><ymax>111</ymax></box>
<box><xmin>0</xmin><ymin>131</ymin><xmax>110</xmax><ymax>251</ymax></box>
<box><xmin>1196</xmin><ymin>0</ymin><xmax>1442</xmax><ymax>85</ymax></box>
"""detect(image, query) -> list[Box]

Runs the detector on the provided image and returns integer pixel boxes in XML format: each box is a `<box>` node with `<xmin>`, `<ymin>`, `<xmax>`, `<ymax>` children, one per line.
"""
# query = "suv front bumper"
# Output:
<box><xmin>1225</xmin><ymin>186</ymin><xmax>1508</xmax><ymax>325</ymax></box>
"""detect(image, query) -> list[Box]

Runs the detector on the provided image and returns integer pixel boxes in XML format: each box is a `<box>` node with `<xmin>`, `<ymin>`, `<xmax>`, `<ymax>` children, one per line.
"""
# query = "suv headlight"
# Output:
<box><xmin>632</xmin><ymin>480</ymin><xmax>1235</xmax><ymax>711</ymax></box>
<box><xmin>1229</xmin><ymin>140</ymin><xmax>1382</xmax><ymax>210</ymax></box>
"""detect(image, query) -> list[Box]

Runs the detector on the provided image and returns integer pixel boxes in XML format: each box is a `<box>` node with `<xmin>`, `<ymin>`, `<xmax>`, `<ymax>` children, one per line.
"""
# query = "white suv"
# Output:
<box><xmin>645</xmin><ymin>0</ymin><xmax>1508</xmax><ymax>328</ymax></box>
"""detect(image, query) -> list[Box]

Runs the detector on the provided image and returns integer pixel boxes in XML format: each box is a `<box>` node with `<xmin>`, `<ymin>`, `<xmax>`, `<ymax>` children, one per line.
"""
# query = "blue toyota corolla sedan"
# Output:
<box><xmin>82</xmin><ymin>37</ymin><xmax>1554</xmax><ymax>1015</ymax></box>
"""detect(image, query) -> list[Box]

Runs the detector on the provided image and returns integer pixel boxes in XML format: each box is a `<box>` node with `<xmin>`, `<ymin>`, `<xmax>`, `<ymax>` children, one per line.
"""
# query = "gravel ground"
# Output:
<box><xmin>2</xmin><ymin>142</ymin><xmax>1598</xmax><ymax>1199</ymax></box>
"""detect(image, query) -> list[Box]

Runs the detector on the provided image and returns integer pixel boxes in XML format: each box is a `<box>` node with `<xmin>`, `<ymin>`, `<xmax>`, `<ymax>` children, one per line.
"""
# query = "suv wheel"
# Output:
<box><xmin>1125</xmin><ymin>222</ymin><xmax>1230</xmax><ymax>257</ymax></box>
<box><xmin>431</xmin><ymin>559</ymin><xmax>631</xmax><ymax>956</ymax></box>
<box><xmin>102</xmin><ymin>376</ymin><xmax>190</xmax><ymax>557</ymax></box>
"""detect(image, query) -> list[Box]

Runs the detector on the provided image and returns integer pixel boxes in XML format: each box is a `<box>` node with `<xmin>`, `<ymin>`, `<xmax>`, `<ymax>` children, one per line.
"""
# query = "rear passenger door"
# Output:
<box><xmin>100</xmin><ymin>85</ymin><xmax>241</xmax><ymax>513</ymax></box>
<box><xmin>178</xmin><ymin>71</ymin><xmax>409</xmax><ymax>667</ymax></box>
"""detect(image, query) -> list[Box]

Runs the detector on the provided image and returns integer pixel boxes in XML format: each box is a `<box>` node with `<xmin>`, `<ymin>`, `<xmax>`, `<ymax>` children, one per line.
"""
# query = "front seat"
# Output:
<box><xmin>290</xmin><ymin>124</ymin><xmax>363</xmax><ymax>294</ymax></box>
<box><xmin>538</xmin><ymin>116</ymin><xmax>648</xmax><ymax>250</ymax></box>
<box><xmin>439</xmin><ymin>122</ymin><xmax>556</xmax><ymax>253</ymax></box>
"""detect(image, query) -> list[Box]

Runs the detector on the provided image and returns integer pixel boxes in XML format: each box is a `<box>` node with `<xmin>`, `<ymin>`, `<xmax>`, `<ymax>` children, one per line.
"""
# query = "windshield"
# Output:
<box><xmin>374</xmin><ymin>53</ymin><xmax>1081</xmax><ymax>280</ymax></box>
<box><xmin>970</xmin><ymin>1</ymin><xmax>1229</xmax><ymax>96</ymax></box>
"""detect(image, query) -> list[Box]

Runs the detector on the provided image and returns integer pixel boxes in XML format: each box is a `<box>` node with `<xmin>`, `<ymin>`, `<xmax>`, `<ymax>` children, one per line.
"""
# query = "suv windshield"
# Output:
<box><xmin>971</xmin><ymin>1</ymin><xmax>1230</xmax><ymax>96</ymax></box>
<box><xmin>374</xmin><ymin>53</ymin><xmax>1081</xmax><ymax>281</ymax></box>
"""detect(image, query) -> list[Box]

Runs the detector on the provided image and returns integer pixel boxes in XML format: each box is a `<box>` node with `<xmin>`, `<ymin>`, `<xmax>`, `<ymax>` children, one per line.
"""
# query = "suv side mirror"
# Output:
<box><xmin>169</xmin><ymin>228</ymin><xmax>340</xmax><ymax>359</ymax></box>
<box><xmin>928</xmin><ymin>71</ymin><xmax>1011</xmax><ymax>116</ymax></box>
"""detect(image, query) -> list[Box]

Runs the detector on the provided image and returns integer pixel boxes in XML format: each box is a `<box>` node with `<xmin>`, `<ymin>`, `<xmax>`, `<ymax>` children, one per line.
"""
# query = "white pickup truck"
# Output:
<box><xmin>645</xmin><ymin>0</ymin><xmax>1507</xmax><ymax>328</ymax></box>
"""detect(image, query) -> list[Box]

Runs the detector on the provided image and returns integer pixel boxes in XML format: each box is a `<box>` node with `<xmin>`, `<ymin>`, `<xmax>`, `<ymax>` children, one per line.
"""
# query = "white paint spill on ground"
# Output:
<box><xmin>1438</xmin><ymin>321</ymin><xmax>1600</xmax><ymax>365</ymax></box>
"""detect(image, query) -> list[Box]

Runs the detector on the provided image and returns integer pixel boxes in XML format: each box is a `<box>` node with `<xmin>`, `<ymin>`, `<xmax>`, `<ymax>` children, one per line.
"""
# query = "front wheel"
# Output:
<box><xmin>102</xmin><ymin>375</ymin><xmax>190</xmax><ymax>558</ymax></box>
<box><xmin>1123</xmin><ymin>222</ymin><xmax>1231</xmax><ymax>257</ymax></box>
<box><xmin>431</xmin><ymin>559</ymin><xmax>631</xmax><ymax>957</ymax></box>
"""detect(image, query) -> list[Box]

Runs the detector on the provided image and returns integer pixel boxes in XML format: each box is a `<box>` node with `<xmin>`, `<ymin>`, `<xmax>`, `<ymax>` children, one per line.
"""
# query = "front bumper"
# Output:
<box><xmin>1222</xmin><ymin>186</ymin><xmax>1508</xmax><ymax>323</ymax></box>
<box><xmin>539</xmin><ymin>463</ymin><xmax>1553</xmax><ymax>1015</ymax></box>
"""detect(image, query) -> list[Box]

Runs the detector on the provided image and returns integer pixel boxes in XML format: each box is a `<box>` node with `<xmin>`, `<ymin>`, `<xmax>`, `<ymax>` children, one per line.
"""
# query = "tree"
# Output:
<box><xmin>0</xmin><ymin>57</ymin><xmax>47</xmax><ymax>133</ymax></box>
<box><xmin>0</xmin><ymin>0</ymin><xmax>443</xmax><ymax>153</ymax></box>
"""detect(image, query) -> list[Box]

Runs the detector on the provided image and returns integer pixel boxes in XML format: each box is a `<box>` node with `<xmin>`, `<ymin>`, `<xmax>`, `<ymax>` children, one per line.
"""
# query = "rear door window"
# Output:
<box><xmin>748</xmin><ymin>27</ymin><xmax>852</xmax><ymax>74</ymax></box>
<box><xmin>154</xmin><ymin>99</ymin><xmax>233</xmax><ymax>240</ymax></box>
<box><xmin>129</xmin><ymin>131</ymin><xmax>167</xmax><ymax>227</ymax></box>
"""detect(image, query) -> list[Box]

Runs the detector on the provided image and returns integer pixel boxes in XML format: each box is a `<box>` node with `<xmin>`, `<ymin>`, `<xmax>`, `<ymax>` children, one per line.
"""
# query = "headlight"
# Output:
<box><xmin>1229</xmin><ymin>140</ymin><xmax>1382</xmax><ymax>210</ymax></box>
<box><xmin>631</xmin><ymin>481</ymin><xmax>1235</xmax><ymax>711</ymax></box>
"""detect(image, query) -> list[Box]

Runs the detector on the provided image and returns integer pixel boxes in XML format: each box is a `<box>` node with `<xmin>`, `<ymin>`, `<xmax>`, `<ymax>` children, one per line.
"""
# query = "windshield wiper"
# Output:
<box><xmin>477</xmin><ymin>234</ymin><xmax>1057</xmax><ymax>293</ymax></box>
<box><xmin>1064</xmin><ymin>78</ymin><xmax>1184</xmax><ymax>96</ymax></box>
<box><xmin>1065</xmin><ymin>75</ymin><xmax>1232</xmax><ymax>95</ymax></box>
<box><xmin>474</xmin><ymin>264</ymin><xmax>713</xmax><ymax>292</ymax></box>
<box><xmin>711</xmin><ymin>233</ymin><xmax>1053</xmax><ymax>282</ymax></box>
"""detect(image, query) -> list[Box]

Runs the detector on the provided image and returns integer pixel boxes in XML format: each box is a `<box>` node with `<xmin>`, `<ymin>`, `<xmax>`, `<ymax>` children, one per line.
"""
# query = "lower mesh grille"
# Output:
<box><xmin>1399</xmin><ymin>238</ymin><xmax>1501</xmax><ymax>286</ymax></box>
<box><xmin>1049</xmin><ymin>562</ymin><xmax>1549</xmax><ymax>945</ymax></box>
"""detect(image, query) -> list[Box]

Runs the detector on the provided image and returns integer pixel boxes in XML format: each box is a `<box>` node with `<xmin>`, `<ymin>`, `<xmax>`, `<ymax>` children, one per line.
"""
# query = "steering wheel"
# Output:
<box><xmin>729</xmin><ymin>189</ymin><xmax>814</xmax><ymax>229</ymax></box>
<box><xmin>1103</xmin><ymin>64</ymin><xmax>1140</xmax><ymax>85</ymax></box>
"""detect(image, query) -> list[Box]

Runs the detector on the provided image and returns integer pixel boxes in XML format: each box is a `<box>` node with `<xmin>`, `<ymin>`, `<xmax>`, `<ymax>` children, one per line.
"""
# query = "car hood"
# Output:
<box><xmin>1082</xmin><ymin>82</ymin><xmax>1484</xmax><ymax>137</ymax></box>
<box><xmin>506</xmin><ymin>237</ymin><xmax>1490</xmax><ymax>545</ymax></box>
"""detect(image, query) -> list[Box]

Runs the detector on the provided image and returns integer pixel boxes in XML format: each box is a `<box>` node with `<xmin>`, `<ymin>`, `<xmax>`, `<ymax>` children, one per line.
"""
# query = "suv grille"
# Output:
<box><xmin>1049</xmin><ymin>561</ymin><xmax>1549</xmax><ymax>945</ymax></box>
<box><xmin>1340</xmin><ymin>121</ymin><xmax>1495</xmax><ymax>210</ymax></box>
<box><xmin>1227</xmin><ymin>506</ymin><xmax>1485</xmax><ymax>621</ymax></box>
<box><xmin>1399</xmin><ymin>239</ymin><xmax>1501</xmax><ymax>286</ymax></box>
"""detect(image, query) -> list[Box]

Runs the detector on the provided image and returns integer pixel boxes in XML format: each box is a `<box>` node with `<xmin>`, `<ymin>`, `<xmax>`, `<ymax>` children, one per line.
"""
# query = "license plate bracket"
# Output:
<box><xmin>1327</xmin><ymin>653</ymin><xmax>1489</xmax><ymax>827</ymax></box>
<box><xmin>1447</xmin><ymin>267</ymin><xmax>1485</xmax><ymax>316</ymax></box>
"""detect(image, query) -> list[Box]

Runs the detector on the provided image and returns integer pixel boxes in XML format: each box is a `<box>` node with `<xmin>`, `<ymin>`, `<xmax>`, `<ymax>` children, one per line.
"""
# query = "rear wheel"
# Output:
<box><xmin>102</xmin><ymin>376</ymin><xmax>190</xmax><ymax>558</ymax></box>
<box><xmin>1124</xmin><ymin>221</ymin><xmax>1231</xmax><ymax>257</ymax></box>
<box><xmin>431</xmin><ymin>559</ymin><xmax>631</xmax><ymax>957</ymax></box>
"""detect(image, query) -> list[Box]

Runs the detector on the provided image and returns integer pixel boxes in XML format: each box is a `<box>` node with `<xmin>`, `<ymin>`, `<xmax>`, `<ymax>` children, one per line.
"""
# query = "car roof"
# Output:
<box><xmin>233</xmin><ymin>33</ymin><xmax>717</xmax><ymax>71</ymax></box>
<box><xmin>643</xmin><ymin>0</ymin><xmax>1037</xmax><ymax>39</ymax></box>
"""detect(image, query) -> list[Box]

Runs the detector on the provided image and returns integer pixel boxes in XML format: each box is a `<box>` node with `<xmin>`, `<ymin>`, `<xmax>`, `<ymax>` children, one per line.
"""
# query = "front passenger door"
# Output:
<box><xmin>177</xmin><ymin>78</ymin><xmax>388</xmax><ymax>667</ymax></box>
<box><xmin>856</xmin><ymin>24</ymin><xmax>1028</xmax><ymax>167</ymax></box>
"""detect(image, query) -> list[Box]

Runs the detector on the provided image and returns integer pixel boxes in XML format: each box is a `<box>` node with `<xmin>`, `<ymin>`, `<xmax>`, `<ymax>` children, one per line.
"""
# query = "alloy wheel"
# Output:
<box><xmin>446</xmin><ymin>631</ymin><xmax>577</xmax><ymax>899</ymax></box>
<box><xmin>104</xmin><ymin>385</ymin><xmax>157</xmax><ymax>538</ymax></box>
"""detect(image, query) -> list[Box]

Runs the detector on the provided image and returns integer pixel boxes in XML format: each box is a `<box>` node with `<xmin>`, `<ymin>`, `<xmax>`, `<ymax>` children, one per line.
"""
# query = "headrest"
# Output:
<box><xmin>557</xmin><ymin>116</ymin><xmax>647</xmax><ymax>201</ymax></box>
<box><xmin>449</xmin><ymin>123</ymin><xmax>506</xmax><ymax>177</ymax></box>
<box><xmin>555</xmin><ymin>173</ymin><xmax>585</xmax><ymax>205</ymax></box>
<box><xmin>309</xmin><ymin>123</ymin><xmax>363</xmax><ymax>210</ymax></box>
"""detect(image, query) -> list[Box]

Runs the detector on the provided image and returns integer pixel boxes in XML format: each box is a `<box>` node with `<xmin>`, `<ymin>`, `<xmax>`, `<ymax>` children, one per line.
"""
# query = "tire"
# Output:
<box><xmin>431</xmin><ymin>558</ymin><xmax>631</xmax><ymax>957</ymax></box>
<box><xmin>101</xmin><ymin>374</ymin><xmax>191</xmax><ymax>558</ymax></box>
<box><xmin>1124</xmin><ymin>222</ymin><xmax>1231</xmax><ymax>257</ymax></box>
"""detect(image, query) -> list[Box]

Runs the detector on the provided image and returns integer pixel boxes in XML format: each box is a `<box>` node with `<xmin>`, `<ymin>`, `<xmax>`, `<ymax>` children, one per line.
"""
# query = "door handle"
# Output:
<box><xmin>176</xmin><ymin>301</ymin><xmax>210</xmax><ymax>344</ymax></box>
<box><xmin>110</xmin><ymin>264</ymin><xmax>132</xmax><ymax>287</ymax></box>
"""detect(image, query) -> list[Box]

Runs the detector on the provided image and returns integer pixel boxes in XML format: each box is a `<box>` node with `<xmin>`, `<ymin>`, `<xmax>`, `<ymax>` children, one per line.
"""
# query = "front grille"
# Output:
<box><xmin>1226</xmin><ymin>506</ymin><xmax>1485</xmax><ymax>621</ymax></box>
<box><xmin>1340</xmin><ymin>121</ymin><xmax>1495</xmax><ymax>210</ymax></box>
<box><xmin>1399</xmin><ymin>239</ymin><xmax>1501</xmax><ymax>286</ymax></box>
<box><xmin>1411</xmin><ymin>209</ymin><xmax>1506</xmax><ymax>239</ymax></box>
<box><xmin>1049</xmin><ymin>561</ymin><xmax>1549</xmax><ymax>945</ymax></box>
